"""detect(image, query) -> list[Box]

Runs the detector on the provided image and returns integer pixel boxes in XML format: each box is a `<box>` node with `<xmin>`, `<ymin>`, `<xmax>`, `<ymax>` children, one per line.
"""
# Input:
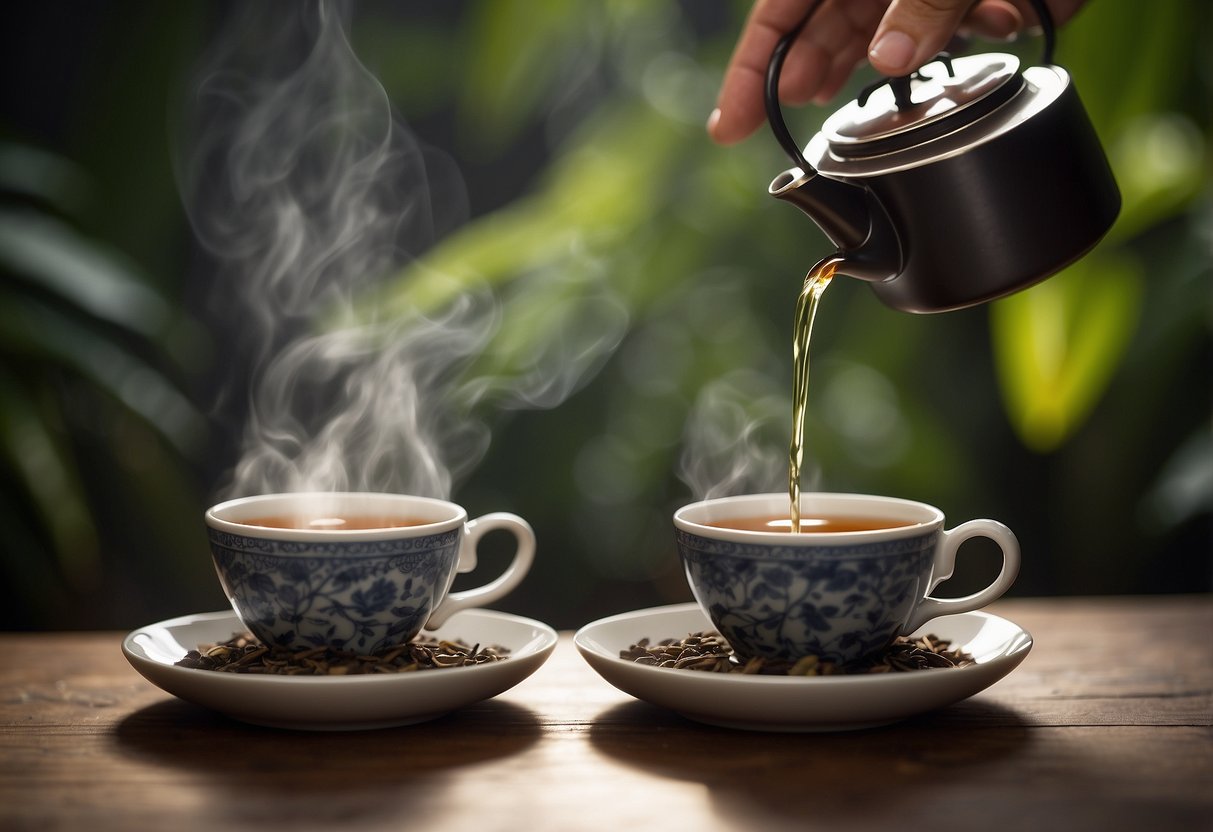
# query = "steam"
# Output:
<box><xmin>678</xmin><ymin>370</ymin><xmax>812</xmax><ymax>501</ymax></box>
<box><xmin>178</xmin><ymin>1</ymin><xmax>626</xmax><ymax>499</ymax></box>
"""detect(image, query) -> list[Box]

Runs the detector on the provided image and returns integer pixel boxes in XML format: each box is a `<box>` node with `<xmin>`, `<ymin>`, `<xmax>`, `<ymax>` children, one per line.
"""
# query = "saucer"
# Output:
<box><xmin>574</xmin><ymin>603</ymin><xmax>1032</xmax><ymax>732</ymax></box>
<box><xmin>123</xmin><ymin>608</ymin><xmax>557</xmax><ymax>730</ymax></box>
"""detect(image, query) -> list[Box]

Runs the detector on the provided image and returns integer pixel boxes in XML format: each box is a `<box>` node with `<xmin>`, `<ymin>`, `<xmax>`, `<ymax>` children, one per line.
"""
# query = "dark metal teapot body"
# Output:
<box><xmin>766</xmin><ymin>11</ymin><xmax>1121</xmax><ymax>313</ymax></box>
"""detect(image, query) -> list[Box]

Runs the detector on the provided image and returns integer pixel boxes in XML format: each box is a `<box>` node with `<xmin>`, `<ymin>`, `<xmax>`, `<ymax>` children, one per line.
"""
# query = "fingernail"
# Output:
<box><xmin>869</xmin><ymin>30</ymin><xmax>916</xmax><ymax>73</ymax></box>
<box><xmin>706</xmin><ymin>107</ymin><xmax>721</xmax><ymax>135</ymax></box>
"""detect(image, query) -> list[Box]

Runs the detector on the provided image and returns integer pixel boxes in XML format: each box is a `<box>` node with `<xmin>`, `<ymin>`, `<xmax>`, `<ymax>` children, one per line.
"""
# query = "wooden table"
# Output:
<box><xmin>2</xmin><ymin>596</ymin><xmax>1209</xmax><ymax>832</ymax></box>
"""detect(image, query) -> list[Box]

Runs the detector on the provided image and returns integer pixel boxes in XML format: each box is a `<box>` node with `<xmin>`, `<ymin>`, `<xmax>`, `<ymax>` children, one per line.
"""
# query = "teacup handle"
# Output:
<box><xmin>902</xmin><ymin>519</ymin><xmax>1020</xmax><ymax>635</ymax></box>
<box><xmin>423</xmin><ymin>512</ymin><xmax>536</xmax><ymax>629</ymax></box>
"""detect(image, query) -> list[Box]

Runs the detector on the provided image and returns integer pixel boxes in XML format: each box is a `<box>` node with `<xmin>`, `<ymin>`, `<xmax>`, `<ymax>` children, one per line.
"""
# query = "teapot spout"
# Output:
<box><xmin>769</xmin><ymin>168</ymin><xmax>900</xmax><ymax>283</ymax></box>
<box><xmin>769</xmin><ymin>168</ymin><xmax>871</xmax><ymax>251</ymax></box>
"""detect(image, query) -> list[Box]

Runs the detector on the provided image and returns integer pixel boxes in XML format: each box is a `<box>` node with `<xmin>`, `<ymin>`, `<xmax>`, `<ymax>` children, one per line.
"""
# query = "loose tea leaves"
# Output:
<box><xmin>176</xmin><ymin>632</ymin><xmax>510</xmax><ymax>675</ymax></box>
<box><xmin>619</xmin><ymin>631</ymin><xmax>974</xmax><ymax>675</ymax></box>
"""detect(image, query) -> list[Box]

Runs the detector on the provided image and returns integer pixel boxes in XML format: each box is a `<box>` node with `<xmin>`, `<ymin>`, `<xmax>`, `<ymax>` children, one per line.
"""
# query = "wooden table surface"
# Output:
<box><xmin>2</xmin><ymin>596</ymin><xmax>1210</xmax><ymax>832</ymax></box>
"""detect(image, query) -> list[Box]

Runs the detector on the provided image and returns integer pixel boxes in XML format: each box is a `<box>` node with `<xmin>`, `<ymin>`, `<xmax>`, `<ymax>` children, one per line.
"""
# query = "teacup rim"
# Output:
<box><xmin>673</xmin><ymin>492</ymin><xmax>942</xmax><ymax>544</ymax></box>
<box><xmin>205</xmin><ymin>491</ymin><xmax>467</xmax><ymax>541</ymax></box>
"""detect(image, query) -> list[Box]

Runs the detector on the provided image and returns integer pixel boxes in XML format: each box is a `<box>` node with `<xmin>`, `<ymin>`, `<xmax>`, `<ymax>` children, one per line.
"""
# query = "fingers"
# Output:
<box><xmin>962</xmin><ymin>1</ymin><xmax>1024</xmax><ymax>40</ymax></box>
<box><xmin>809</xmin><ymin>0</ymin><xmax>882</xmax><ymax>103</ymax></box>
<box><xmin>709</xmin><ymin>0</ymin><xmax>885</xmax><ymax>145</ymax></box>
<box><xmin>709</xmin><ymin>0</ymin><xmax>822</xmax><ymax>145</ymax></box>
<box><xmin>867</xmin><ymin>0</ymin><xmax>975</xmax><ymax>76</ymax></box>
<box><xmin>872</xmin><ymin>0</ymin><xmax>1084</xmax><ymax>70</ymax></box>
<box><xmin>709</xmin><ymin>0</ymin><xmax>1082</xmax><ymax>145</ymax></box>
<box><xmin>967</xmin><ymin>0</ymin><xmax>1087</xmax><ymax>34</ymax></box>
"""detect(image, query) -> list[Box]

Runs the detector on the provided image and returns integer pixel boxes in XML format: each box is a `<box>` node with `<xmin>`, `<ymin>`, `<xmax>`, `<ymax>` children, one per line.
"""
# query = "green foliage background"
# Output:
<box><xmin>1</xmin><ymin>1</ymin><xmax>1209</xmax><ymax>630</ymax></box>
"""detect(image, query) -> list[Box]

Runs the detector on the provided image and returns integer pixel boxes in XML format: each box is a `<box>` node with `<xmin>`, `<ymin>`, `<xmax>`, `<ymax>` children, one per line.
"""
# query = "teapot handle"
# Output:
<box><xmin>1033</xmin><ymin>0</ymin><xmax>1057</xmax><ymax>66</ymax></box>
<box><xmin>764</xmin><ymin>0</ymin><xmax>822</xmax><ymax>175</ymax></box>
<box><xmin>765</xmin><ymin>0</ymin><xmax>1056</xmax><ymax>172</ymax></box>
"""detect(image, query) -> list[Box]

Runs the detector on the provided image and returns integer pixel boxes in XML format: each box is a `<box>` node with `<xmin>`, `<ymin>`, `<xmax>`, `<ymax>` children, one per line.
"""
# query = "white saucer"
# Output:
<box><xmin>574</xmin><ymin>603</ymin><xmax>1031</xmax><ymax>732</ymax></box>
<box><xmin>123</xmin><ymin>608</ymin><xmax>557</xmax><ymax>731</ymax></box>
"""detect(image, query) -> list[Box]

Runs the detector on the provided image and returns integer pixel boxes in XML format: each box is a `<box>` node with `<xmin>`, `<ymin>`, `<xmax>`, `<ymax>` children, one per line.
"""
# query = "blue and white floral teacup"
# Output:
<box><xmin>205</xmin><ymin>492</ymin><xmax>535</xmax><ymax>653</ymax></box>
<box><xmin>674</xmin><ymin>493</ymin><xmax>1019</xmax><ymax>663</ymax></box>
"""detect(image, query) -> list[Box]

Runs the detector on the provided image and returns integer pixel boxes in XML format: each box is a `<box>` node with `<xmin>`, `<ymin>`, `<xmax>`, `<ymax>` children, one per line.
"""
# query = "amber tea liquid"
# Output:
<box><xmin>239</xmin><ymin>516</ymin><xmax>429</xmax><ymax>531</ymax></box>
<box><xmin>706</xmin><ymin>514</ymin><xmax>915</xmax><ymax>533</ymax></box>
<box><xmin>788</xmin><ymin>258</ymin><xmax>838</xmax><ymax>532</ymax></box>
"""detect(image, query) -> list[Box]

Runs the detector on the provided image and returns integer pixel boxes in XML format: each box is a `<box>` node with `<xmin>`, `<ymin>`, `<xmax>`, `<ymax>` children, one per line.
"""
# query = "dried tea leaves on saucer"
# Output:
<box><xmin>176</xmin><ymin>632</ymin><xmax>510</xmax><ymax>675</ymax></box>
<box><xmin>619</xmin><ymin>631</ymin><xmax>974</xmax><ymax>676</ymax></box>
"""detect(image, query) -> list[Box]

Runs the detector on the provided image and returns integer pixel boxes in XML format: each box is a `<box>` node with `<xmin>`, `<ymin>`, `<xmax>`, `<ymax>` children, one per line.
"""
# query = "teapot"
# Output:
<box><xmin>766</xmin><ymin>0</ymin><xmax>1120</xmax><ymax>312</ymax></box>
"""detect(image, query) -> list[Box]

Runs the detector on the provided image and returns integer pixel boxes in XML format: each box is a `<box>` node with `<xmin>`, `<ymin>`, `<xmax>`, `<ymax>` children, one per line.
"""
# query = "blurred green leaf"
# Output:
<box><xmin>1105</xmin><ymin>113</ymin><xmax>1205</xmax><ymax>245</ymax></box>
<box><xmin>991</xmin><ymin>253</ymin><xmax>1143</xmax><ymax>452</ymax></box>
<box><xmin>458</xmin><ymin>0</ymin><xmax>601</xmax><ymax>153</ymax></box>
<box><xmin>0</xmin><ymin>367</ymin><xmax>99</xmax><ymax>585</ymax></box>
<box><xmin>0</xmin><ymin>208</ymin><xmax>172</xmax><ymax>339</ymax></box>
<box><xmin>1059</xmin><ymin>1</ymin><xmax>1192</xmax><ymax>135</ymax></box>
<box><xmin>1140</xmin><ymin>425</ymin><xmax>1213</xmax><ymax>531</ymax></box>
<box><xmin>0</xmin><ymin>294</ymin><xmax>205</xmax><ymax>455</ymax></box>
<box><xmin>0</xmin><ymin>143</ymin><xmax>91</xmax><ymax>215</ymax></box>
<box><xmin>361</xmin><ymin>99</ymin><xmax>685</xmax><ymax>322</ymax></box>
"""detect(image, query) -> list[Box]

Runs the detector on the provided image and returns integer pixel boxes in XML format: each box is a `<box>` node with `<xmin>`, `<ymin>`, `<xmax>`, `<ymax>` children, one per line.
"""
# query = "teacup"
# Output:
<box><xmin>674</xmin><ymin>492</ymin><xmax>1019</xmax><ymax>663</ymax></box>
<box><xmin>205</xmin><ymin>492</ymin><xmax>535</xmax><ymax>653</ymax></box>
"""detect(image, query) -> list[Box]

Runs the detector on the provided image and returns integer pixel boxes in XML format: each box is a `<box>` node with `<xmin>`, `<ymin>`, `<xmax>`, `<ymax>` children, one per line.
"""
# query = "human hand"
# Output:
<box><xmin>708</xmin><ymin>0</ymin><xmax>1086</xmax><ymax>145</ymax></box>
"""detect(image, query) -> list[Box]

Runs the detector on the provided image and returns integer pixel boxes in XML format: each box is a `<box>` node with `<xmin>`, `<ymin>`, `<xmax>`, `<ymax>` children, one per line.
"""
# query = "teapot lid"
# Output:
<box><xmin>823</xmin><ymin>54</ymin><xmax>1024</xmax><ymax>158</ymax></box>
<box><xmin>806</xmin><ymin>55</ymin><xmax>1071</xmax><ymax>178</ymax></box>
<box><xmin>764</xmin><ymin>0</ymin><xmax>1061</xmax><ymax>178</ymax></box>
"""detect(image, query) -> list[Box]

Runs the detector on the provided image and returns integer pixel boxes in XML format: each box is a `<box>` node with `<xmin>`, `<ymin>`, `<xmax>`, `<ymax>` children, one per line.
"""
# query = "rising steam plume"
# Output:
<box><xmin>676</xmin><ymin>370</ymin><xmax>809</xmax><ymax>502</ymax></box>
<box><xmin>177</xmin><ymin>1</ymin><xmax>626</xmax><ymax>500</ymax></box>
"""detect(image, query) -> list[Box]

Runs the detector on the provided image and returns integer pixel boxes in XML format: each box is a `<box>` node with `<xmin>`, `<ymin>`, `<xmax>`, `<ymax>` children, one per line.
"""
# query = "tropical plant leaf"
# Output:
<box><xmin>990</xmin><ymin>253</ymin><xmax>1143</xmax><ymax>452</ymax></box>
<box><xmin>0</xmin><ymin>366</ymin><xmax>99</xmax><ymax>584</ymax></box>
<box><xmin>1072</xmin><ymin>3</ymin><xmax>1199</xmax><ymax>127</ymax></box>
<box><xmin>0</xmin><ymin>207</ymin><xmax>172</xmax><ymax>340</ymax></box>
<box><xmin>355</xmin><ymin>99</ymin><xmax>684</xmax><ymax>324</ymax></box>
<box><xmin>0</xmin><ymin>143</ymin><xmax>91</xmax><ymax>214</ymax></box>
<box><xmin>0</xmin><ymin>294</ymin><xmax>206</xmax><ymax>454</ymax></box>
<box><xmin>458</xmin><ymin>0</ymin><xmax>597</xmax><ymax>153</ymax></box>
<box><xmin>1105</xmin><ymin>113</ymin><xmax>1205</xmax><ymax>246</ymax></box>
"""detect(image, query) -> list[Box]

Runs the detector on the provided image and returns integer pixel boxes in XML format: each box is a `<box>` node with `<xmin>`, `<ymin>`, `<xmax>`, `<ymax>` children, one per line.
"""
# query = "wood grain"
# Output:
<box><xmin>1</xmin><ymin>597</ymin><xmax>1209</xmax><ymax>832</ymax></box>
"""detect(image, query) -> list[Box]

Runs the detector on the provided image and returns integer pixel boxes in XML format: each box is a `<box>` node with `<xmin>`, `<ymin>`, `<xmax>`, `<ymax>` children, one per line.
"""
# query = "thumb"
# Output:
<box><xmin>868</xmin><ymin>0</ymin><xmax>973</xmax><ymax>76</ymax></box>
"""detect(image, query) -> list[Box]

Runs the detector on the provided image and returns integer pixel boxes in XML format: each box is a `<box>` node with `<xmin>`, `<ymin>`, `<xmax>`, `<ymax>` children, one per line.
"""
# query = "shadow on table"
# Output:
<box><xmin>111</xmin><ymin>697</ymin><xmax>542</xmax><ymax>826</ymax></box>
<box><xmin>588</xmin><ymin>698</ymin><xmax>1034</xmax><ymax>828</ymax></box>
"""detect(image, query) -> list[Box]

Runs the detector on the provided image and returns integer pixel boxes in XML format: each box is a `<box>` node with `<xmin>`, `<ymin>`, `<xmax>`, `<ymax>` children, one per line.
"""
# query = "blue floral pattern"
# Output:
<box><xmin>209</xmin><ymin>528</ymin><xmax>461</xmax><ymax>652</ymax></box>
<box><xmin>677</xmin><ymin>529</ymin><xmax>939</xmax><ymax>662</ymax></box>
